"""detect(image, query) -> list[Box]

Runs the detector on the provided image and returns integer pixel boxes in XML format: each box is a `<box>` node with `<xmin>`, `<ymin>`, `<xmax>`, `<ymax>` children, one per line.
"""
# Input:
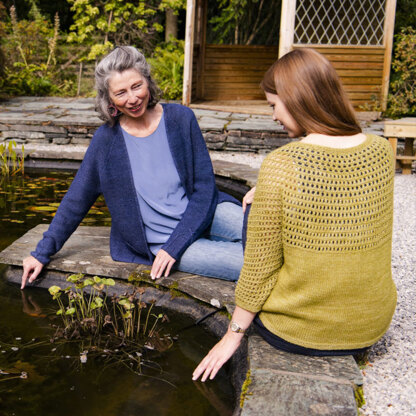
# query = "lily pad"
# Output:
<box><xmin>27</xmin><ymin>206</ymin><xmax>57</xmax><ymax>212</ymax></box>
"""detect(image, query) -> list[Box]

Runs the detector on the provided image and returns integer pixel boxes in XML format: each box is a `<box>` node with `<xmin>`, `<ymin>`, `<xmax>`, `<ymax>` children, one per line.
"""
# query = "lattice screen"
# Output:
<box><xmin>294</xmin><ymin>0</ymin><xmax>386</xmax><ymax>46</ymax></box>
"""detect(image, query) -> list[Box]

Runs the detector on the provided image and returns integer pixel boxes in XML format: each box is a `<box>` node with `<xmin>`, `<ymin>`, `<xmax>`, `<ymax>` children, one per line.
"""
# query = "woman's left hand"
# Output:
<box><xmin>151</xmin><ymin>249</ymin><xmax>176</xmax><ymax>279</ymax></box>
<box><xmin>192</xmin><ymin>330</ymin><xmax>244</xmax><ymax>382</ymax></box>
<box><xmin>242</xmin><ymin>186</ymin><xmax>256</xmax><ymax>213</ymax></box>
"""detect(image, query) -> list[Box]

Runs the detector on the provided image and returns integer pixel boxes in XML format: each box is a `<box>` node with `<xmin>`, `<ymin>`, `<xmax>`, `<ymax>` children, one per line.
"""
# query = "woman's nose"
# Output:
<box><xmin>127</xmin><ymin>90</ymin><xmax>138</xmax><ymax>103</ymax></box>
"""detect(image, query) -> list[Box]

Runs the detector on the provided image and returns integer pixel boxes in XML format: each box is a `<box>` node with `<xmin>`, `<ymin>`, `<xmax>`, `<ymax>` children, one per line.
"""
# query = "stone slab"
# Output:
<box><xmin>212</xmin><ymin>160</ymin><xmax>259</xmax><ymax>188</ymax></box>
<box><xmin>0</xmin><ymin>224</ymin><xmax>236</xmax><ymax>310</ymax></box>
<box><xmin>227</xmin><ymin>120</ymin><xmax>278</xmax><ymax>132</ymax></box>
<box><xmin>0</xmin><ymin>123</ymin><xmax>67</xmax><ymax>134</ymax></box>
<box><xmin>198</xmin><ymin>116</ymin><xmax>228</xmax><ymax>131</ymax></box>
<box><xmin>248</xmin><ymin>334</ymin><xmax>363</xmax><ymax>386</ymax></box>
<box><xmin>241</xmin><ymin>369</ymin><xmax>357</xmax><ymax>416</ymax></box>
<box><xmin>193</xmin><ymin>109</ymin><xmax>232</xmax><ymax>119</ymax></box>
<box><xmin>22</xmin><ymin>143</ymin><xmax>88</xmax><ymax>160</ymax></box>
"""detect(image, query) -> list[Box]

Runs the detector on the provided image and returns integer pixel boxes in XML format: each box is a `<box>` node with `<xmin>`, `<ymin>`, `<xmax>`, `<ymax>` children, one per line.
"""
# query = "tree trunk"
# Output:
<box><xmin>165</xmin><ymin>8</ymin><xmax>178</xmax><ymax>41</ymax></box>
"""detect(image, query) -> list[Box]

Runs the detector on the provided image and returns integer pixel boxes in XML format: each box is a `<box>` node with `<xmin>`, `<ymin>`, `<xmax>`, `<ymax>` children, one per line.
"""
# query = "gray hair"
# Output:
<box><xmin>95</xmin><ymin>46</ymin><xmax>162</xmax><ymax>126</ymax></box>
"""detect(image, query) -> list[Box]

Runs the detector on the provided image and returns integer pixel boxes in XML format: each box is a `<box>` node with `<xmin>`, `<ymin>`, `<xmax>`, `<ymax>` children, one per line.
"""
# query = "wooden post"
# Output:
<box><xmin>77</xmin><ymin>62</ymin><xmax>83</xmax><ymax>97</ymax></box>
<box><xmin>196</xmin><ymin>0</ymin><xmax>207</xmax><ymax>99</ymax></box>
<box><xmin>279</xmin><ymin>0</ymin><xmax>297</xmax><ymax>58</ymax></box>
<box><xmin>183</xmin><ymin>0</ymin><xmax>196</xmax><ymax>106</ymax></box>
<box><xmin>381</xmin><ymin>0</ymin><xmax>397</xmax><ymax>111</ymax></box>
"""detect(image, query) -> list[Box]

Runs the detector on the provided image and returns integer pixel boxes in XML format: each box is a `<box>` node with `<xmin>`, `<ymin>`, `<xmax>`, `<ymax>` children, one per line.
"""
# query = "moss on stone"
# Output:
<box><xmin>354</xmin><ymin>385</ymin><xmax>365</xmax><ymax>408</ymax></box>
<box><xmin>240</xmin><ymin>369</ymin><xmax>252</xmax><ymax>408</ymax></box>
<box><xmin>128</xmin><ymin>270</ymin><xmax>151</xmax><ymax>284</ymax></box>
<box><xmin>218</xmin><ymin>309</ymin><xmax>232</xmax><ymax>320</ymax></box>
<box><xmin>169</xmin><ymin>288</ymin><xmax>189</xmax><ymax>300</ymax></box>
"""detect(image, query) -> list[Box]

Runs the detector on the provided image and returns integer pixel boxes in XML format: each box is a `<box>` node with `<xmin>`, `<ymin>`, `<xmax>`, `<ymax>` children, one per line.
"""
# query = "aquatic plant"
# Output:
<box><xmin>48</xmin><ymin>274</ymin><xmax>172</xmax><ymax>374</ymax></box>
<box><xmin>0</xmin><ymin>140</ymin><xmax>25</xmax><ymax>177</ymax></box>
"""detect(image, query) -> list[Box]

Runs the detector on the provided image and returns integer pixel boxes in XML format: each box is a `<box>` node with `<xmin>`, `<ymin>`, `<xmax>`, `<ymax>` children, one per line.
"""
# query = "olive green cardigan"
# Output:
<box><xmin>236</xmin><ymin>134</ymin><xmax>397</xmax><ymax>350</ymax></box>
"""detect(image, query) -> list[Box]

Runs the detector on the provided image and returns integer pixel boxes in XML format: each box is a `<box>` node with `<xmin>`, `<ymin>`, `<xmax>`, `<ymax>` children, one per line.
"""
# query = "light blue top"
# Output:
<box><xmin>122</xmin><ymin>112</ymin><xmax>189</xmax><ymax>255</ymax></box>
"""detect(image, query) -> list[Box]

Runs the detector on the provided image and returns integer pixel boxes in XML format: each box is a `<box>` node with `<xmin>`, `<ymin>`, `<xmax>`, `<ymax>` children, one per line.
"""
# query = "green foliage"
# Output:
<box><xmin>0</xmin><ymin>3</ymin><xmax>61</xmax><ymax>96</ymax></box>
<box><xmin>2</xmin><ymin>63</ymin><xmax>56</xmax><ymax>95</ymax></box>
<box><xmin>66</xmin><ymin>0</ymin><xmax>185</xmax><ymax>60</ymax></box>
<box><xmin>0</xmin><ymin>140</ymin><xmax>25</xmax><ymax>177</ymax></box>
<box><xmin>149</xmin><ymin>38</ymin><xmax>184</xmax><ymax>100</ymax></box>
<box><xmin>394</xmin><ymin>0</ymin><xmax>416</xmax><ymax>34</ymax></box>
<box><xmin>0</xmin><ymin>2</ymin><xmax>6</xmax><ymax>79</ymax></box>
<box><xmin>208</xmin><ymin>0</ymin><xmax>281</xmax><ymax>45</ymax></box>
<box><xmin>158</xmin><ymin>0</ymin><xmax>186</xmax><ymax>12</ymax></box>
<box><xmin>386</xmin><ymin>27</ymin><xmax>416</xmax><ymax>118</ymax></box>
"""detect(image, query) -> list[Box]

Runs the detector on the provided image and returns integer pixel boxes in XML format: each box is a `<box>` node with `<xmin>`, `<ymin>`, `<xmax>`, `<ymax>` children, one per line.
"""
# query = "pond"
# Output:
<box><xmin>0</xmin><ymin>171</ymin><xmax>234</xmax><ymax>416</ymax></box>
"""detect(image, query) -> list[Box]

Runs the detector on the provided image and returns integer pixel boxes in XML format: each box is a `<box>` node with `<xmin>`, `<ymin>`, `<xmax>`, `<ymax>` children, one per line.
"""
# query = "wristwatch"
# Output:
<box><xmin>229</xmin><ymin>321</ymin><xmax>246</xmax><ymax>334</ymax></box>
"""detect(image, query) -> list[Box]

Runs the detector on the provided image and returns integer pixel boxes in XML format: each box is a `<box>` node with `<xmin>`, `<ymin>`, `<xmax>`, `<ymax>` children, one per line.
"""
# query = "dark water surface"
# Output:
<box><xmin>0</xmin><ymin>172</ymin><xmax>234</xmax><ymax>416</ymax></box>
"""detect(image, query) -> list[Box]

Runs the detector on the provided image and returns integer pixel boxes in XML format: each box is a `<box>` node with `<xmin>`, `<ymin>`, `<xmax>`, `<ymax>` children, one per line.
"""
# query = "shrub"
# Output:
<box><xmin>386</xmin><ymin>27</ymin><xmax>416</xmax><ymax>118</ymax></box>
<box><xmin>149</xmin><ymin>38</ymin><xmax>184</xmax><ymax>101</ymax></box>
<box><xmin>0</xmin><ymin>4</ymin><xmax>61</xmax><ymax>96</ymax></box>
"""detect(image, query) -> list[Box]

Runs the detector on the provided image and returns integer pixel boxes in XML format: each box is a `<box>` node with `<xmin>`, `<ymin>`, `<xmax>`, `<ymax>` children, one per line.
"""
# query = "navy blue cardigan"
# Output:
<box><xmin>32</xmin><ymin>103</ymin><xmax>238</xmax><ymax>265</ymax></box>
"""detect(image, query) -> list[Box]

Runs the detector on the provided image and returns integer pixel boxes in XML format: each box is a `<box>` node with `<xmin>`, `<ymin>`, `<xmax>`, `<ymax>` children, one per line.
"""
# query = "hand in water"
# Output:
<box><xmin>21</xmin><ymin>256</ymin><xmax>44</xmax><ymax>289</ymax></box>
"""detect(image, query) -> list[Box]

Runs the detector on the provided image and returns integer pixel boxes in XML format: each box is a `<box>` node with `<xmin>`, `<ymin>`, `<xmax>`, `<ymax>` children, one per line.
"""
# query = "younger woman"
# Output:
<box><xmin>193</xmin><ymin>48</ymin><xmax>396</xmax><ymax>381</ymax></box>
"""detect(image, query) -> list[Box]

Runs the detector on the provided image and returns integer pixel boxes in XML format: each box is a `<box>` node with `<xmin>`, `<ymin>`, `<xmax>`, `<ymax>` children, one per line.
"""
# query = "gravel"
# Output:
<box><xmin>360</xmin><ymin>174</ymin><xmax>416</xmax><ymax>416</ymax></box>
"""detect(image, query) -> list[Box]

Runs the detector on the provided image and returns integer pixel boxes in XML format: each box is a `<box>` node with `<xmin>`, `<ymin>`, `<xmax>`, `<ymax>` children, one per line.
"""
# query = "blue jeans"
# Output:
<box><xmin>176</xmin><ymin>202</ymin><xmax>244</xmax><ymax>281</ymax></box>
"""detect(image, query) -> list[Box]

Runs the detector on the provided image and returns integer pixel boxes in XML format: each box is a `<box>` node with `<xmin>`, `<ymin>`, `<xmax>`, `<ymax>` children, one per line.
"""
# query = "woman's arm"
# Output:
<box><xmin>21</xmin><ymin>129</ymin><xmax>106</xmax><ymax>287</ymax></box>
<box><xmin>193</xmin><ymin>152</ymin><xmax>286</xmax><ymax>380</ymax></box>
<box><xmin>192</xmin><ymin>306</ymin><xmax>256</xmax><ymax>382</ymax></box>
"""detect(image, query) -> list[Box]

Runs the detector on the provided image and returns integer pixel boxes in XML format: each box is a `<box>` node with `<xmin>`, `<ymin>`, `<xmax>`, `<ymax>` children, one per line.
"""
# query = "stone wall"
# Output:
<box><xmin>0</xmin><ymin>98</ymin><xmax>293</xmax><ymax>162</ymax></box>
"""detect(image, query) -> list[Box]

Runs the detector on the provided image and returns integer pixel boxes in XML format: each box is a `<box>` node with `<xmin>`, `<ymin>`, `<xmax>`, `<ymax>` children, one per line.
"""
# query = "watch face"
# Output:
<box><xmin>230</xmin><ymin>322</ymin><xmax>240</xmax><ymax>332</ymax></box>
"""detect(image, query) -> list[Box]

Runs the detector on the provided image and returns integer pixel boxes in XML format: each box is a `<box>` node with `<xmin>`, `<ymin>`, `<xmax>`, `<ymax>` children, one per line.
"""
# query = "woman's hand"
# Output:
<box><xmin>193</xmin><ymin>306</ymin><xmax>256</xmax><ymax>381</ymax></box>
<box><xmin>150</xmin><ymin>249</ymin><xmax>176</xmax><ymax>280</ymax></box>
<box><xmin>242</xmin><ymin>187</ymin><xmax>256</xmax><ymax>213</ymax></box>
<box><xmin>21</xmin><ymin>256</ymin><xmax>44</xmax><ymax>289</ymax></box>
<box><xmin>192</xmin><ymin>330</ymin><xmax>244</xmax><ymax>382</ymax></box>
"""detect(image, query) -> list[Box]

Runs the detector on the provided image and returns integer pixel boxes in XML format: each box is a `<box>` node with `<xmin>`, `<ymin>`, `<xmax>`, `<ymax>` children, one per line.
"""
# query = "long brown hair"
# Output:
<box><xmin>261</xmin><ymin>48</ymin><xmax>361</xmax><ymax>136</ymax></box>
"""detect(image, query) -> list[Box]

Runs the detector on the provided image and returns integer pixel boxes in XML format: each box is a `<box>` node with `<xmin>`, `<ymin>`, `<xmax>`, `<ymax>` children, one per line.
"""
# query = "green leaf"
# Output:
<box><xmin>65</xmin><ymin>307</ymin><xmax>76</xmax><ymax>315</ymax></box>
<box><xmin>93</xmin><ymin>276</ymin><xmax>102</xmax><ymax>284</ymax></box>
<box><xmin>48</xmin><ymin>285</ymin><xmax>61</xmax><ymax>296</ymax></box>
<box><xmin>83</xmin><ymin>278</ymin><xmax>94</xmax><ymax>286</ymax></box>
<box><xmin>67</xmin><ymin>274</ymin><xmax>83</xmax><ymax>283</ymax></box>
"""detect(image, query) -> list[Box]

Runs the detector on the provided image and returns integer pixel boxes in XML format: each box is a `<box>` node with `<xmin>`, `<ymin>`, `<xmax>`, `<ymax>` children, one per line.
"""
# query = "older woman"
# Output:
<box><xmin>193</xmin><ymin>48</ymin><xmax>397</xmax><ymax>382</ymax></box>
<box><xmin>21</xmin><ymin>46</ymin><xmax>244</xmax><ymax>289</ymax></box>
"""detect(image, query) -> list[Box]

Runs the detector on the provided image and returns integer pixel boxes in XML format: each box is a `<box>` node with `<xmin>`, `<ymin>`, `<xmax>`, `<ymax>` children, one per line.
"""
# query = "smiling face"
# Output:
<box><xmin>108</xmin><ymin>69</ymin><xmax>150</xmax><ymax>120</ymax></box>
<box><xmin>265</xmin><ymin>92</ymin><xmax>303</xmax><ymax>138</ymax></box>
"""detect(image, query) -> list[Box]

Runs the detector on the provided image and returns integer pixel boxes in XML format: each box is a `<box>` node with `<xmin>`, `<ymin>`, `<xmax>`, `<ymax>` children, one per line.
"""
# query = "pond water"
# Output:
<box><xmin>0</xmin><ymin>171</ymin><xmax>234</xmax><ymax>416</ymax></box>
